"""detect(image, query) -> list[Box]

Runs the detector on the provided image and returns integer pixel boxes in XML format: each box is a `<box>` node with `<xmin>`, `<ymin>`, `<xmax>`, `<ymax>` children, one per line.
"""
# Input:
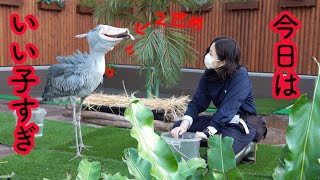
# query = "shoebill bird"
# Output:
<box><xmin>41</xmin><ymin>25</ymin><xmax>135</xmax><ymax>159</ymax></box>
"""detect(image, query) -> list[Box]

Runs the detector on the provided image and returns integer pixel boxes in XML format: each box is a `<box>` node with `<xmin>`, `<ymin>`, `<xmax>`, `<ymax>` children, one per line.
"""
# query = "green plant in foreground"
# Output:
<box><xmin>70</xmin><ymin>96</ymin><xmax>243</xmax><ymax>180</ymax></box>
<box><xmin>272</xmin><ymin>57</ymin><xmax>320</xmax><ymax>179</ymax></box>
<box><xmin>123</xmin><ymin>96</ymin><xmax>206</xmax><ymax>179</ymax></box>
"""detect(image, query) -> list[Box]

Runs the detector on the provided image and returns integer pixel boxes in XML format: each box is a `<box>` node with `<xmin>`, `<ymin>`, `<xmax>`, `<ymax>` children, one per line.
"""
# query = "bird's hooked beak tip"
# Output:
<box><xmin>123</xmin><ymin>28</ymin><xmax>135</xmax><ymax>40</ymax></box>
<box><xmin>129</xmin><ymin>34</ymin><xmax>135</xmax><ymax>41</ymax></box>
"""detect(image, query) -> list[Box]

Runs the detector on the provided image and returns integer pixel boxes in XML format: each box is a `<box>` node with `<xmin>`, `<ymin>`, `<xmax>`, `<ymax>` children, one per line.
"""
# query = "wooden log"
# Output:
<box><xmin>82</xmin><ymin>118</ymin><xmax>132</xmax><ymax>128</ymax></box>
<box><xmin>63</xmin><ymin>110</ymin><xmax>126</xmax><ymax>121</ymax></box>
<box><xmin>84</xmin><ymin>105</ymin><xmax>175</xmax><ymax>122</ymax></box>
<box><xmin>62</xmin><ymin>110</ymin><xmax>173</xmax><ymax>132</ymax></box>
<box><xmin>82</xmin><ymin>118</ymin><xmax>172</xmax><ymax>132</ymax></box>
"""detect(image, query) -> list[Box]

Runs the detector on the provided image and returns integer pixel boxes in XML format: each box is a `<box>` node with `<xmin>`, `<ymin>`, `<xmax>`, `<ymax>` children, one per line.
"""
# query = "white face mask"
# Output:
<box><xmin>204</xmin><ymin>53</ymin><xmax>219</xmax><ymax>69</ymax></box>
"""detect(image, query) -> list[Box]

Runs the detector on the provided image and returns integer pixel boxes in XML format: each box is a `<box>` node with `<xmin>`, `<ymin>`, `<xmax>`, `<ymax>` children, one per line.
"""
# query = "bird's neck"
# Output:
<box><xmin>89</xmin><ymin>51</ymin><xmax>108</xmax><ymax>75</ymax></box>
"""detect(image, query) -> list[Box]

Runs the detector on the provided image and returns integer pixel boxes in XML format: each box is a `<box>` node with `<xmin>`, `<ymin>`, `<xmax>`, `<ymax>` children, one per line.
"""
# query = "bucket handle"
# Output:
<box><xmin>169</xmin><ymin>142</ymin><xmax>197</xmax><ymax>161</ymax></box>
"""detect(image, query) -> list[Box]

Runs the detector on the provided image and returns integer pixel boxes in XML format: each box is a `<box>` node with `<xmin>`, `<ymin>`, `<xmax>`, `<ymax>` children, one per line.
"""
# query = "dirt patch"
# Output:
<box><xmin>0</xmin><ymin>144</ymin><xmax>14</xmax><ymax>158</ymax></box>
<box><xmin>260</xmin><ymin>115</ymin><xmax>288</xmax><ymax>145</ymax></box>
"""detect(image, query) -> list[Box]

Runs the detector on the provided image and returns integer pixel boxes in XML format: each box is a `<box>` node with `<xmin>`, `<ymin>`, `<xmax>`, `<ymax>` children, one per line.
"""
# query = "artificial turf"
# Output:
<box><xmin>206</xmin><ymin>98</ymin><xmax>296</xmax><ymax>115</ymax></box>
<box><xmin>0</xmin><ymin>112</ymin><xmax>283</xmax><ymax>179</ymax></box>
<box><xmin>254</xmin><ymin>98</ymin><xmax>295</xmax><ymax>115</ymax></box>
<box><xmin>0</xmin><ymin>149</ymin><xmax>130</xmax><ymax>180</ymax></box>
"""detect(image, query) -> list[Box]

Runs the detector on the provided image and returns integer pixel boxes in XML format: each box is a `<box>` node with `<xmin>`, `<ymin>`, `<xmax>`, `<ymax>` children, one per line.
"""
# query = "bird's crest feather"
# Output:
<box><xmin>56</xmin><ymin>50</ymin><xmax>89</xmax><ymax>64</ymax></box>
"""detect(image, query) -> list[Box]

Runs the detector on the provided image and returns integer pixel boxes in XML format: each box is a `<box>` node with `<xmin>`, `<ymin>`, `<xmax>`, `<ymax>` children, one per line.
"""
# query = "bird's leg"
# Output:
<box><xmin>70</xmin><ymin>97</ymin><xmax>83</xmax><ymax>161</ymax></box>
<box><xmin>77</xmin><ymin>97</ymin><xmax>90</xmax><ymax>153</ymax></box>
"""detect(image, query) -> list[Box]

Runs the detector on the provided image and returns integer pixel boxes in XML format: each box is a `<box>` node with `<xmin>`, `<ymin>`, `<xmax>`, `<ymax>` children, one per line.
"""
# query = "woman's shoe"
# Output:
<box><xmin>235</xmin><ymin>142</ymin><xmax>257</xmax><ymax>164</ymax></box>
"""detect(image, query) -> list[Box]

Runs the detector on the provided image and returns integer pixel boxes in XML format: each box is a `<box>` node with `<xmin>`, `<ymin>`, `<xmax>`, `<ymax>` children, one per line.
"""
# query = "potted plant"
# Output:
<box><xmin>0</xmin><ymin>0</ymin><xmax>24</xmax><ymax>7</ymax></box>
<box><xmin>38</xmin><ymin>0</ymin><xmax>65</xmax><ymax>11</ymax></box>
<box><xmin>77</xmin><ymin>0</ymin><xmax>96</xmax><ymax>14</ymax></box>
<box><xmin>279</xmin><ymin>0</ymin><xmax>316</xmax><ymax>8</ymax></box>
<box><xmin>184</xmin><ymin>0</ymin><xmax>214</xmax><ymax>13</ymax></box>
<box><xmin>225</xmin><ymin>0</ymin><xmax>259</xmax><ymax>11</ymax></box>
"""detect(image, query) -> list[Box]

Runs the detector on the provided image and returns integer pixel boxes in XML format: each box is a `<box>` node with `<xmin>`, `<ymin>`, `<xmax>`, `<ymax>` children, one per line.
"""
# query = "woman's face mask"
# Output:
<box><xmin>204</xmin><ymin>53</ymin><xmax>219</xmax><ymax>69</ymax></box>
<box><xmin>204</xmin><ymin>42</ymin><xmax>225</xmax><ymax>69</ymax></box>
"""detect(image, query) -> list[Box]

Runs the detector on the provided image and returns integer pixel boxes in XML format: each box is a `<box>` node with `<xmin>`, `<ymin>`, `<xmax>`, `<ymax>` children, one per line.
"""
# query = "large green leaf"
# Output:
<box><xmin>178</xmin><ymin>158</ymin><xmax>207</xmax><ymax>179</ymax></box>
<box><xmin>211</xmin><ymin>168</ymin><xmax>243</xmax><ymax>179</ymax></box>
<box><xmin>187</xmin><ymin>168</ymin><xmax>207</xmax><ymax>180</ymax></box>
<box><xmin>101</xmin><ymin>172</ymin><xmax>129</xmax><ymax>180</ymax></box>
<box><xmin>76</xmin><ymin>159</ymin><xmax>101</xmax><ymax>180</ymax></box>
<box><xmin>123</xmin><ymin>148</ymin><xmax>152</xmax><ymax>180</ymax></box>
<box><xmin>205</xmin><ymin>135</ymin><xmax>243</xmax><ymax>179</ymax></box>
<box><xmin>207</xmin><ymin>135</ymin><xmax>237</xmax><ymax>172</ymax></box>
<box><xmin>272</xmin><ymin>166</ymin><xmax>285</xmax><ymax>180</ymax></box>
<box><xmin>124</xmin><ymin>96</ymin><xmax>206</xmax><ymax>179</ymax></box>
<box><xmin>272</xmin><ymin>145</ymin><xmax>287</xmax><ymax>180</ymax></box>
<box><xmin>282</xmin><ymin>58</ymin><xmax>320</xmax><ymax>179</ymax></box>
<box><xmin>124</xmin><ymin>96</ymin><xmax>180</xmax><ymax>179</ymax></box>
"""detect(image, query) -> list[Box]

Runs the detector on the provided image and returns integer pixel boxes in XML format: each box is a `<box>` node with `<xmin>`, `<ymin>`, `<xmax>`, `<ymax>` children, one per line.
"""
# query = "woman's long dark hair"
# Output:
<box><xmin>204</xmin><ymin>37</ymin><xmax>241</xmax><ymax>81</ymax></box>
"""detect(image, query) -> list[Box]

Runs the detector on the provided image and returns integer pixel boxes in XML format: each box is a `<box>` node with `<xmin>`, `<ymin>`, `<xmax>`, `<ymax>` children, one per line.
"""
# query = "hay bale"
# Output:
<box><xmin>82</xmin><ymin>93</ymin><xmax>190</xmax><ymax>122</ymax></box>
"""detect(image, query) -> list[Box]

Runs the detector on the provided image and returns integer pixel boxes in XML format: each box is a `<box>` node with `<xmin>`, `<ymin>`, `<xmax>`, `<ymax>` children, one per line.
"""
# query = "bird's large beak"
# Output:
<box><xmin>99</xmin><ymin>25</ymin><xmax>135</xmax><ymax>41</ymax></box>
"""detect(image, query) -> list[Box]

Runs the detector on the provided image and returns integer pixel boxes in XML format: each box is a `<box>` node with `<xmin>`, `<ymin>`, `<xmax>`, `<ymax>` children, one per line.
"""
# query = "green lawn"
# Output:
<box><xmin>207</xmin><ymin>98</ymin><xmax>295</xmax><ymax>115</ymax></box>
<box><xmin>0</xmin><ymin>112</ymin><xmax>282</xmax><ymax>179</ymax></box>
<box><xmin>254</xmin><ymin>98</ymin><xmax>295</xmax><ymax>115</ymax></box>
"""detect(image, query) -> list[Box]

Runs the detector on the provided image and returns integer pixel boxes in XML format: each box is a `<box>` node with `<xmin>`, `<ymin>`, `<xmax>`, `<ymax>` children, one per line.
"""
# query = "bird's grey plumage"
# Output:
<box><xmin>42</xmin><ymin>51</ymin><xmax>102</xmax><ymax>100</ymax></box>
<box><xmin>56</xmin><ymin>50</ymin><xmax>89</xmax><ymax>64</ymax></box>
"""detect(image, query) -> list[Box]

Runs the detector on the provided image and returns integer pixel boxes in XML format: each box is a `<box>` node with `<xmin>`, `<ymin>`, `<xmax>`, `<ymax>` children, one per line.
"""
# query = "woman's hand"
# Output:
<box><xmin>195</xmin><ymin>132</ymin><xmax>208</xmax><ymax>140</ymax></box>
<box><xmin>170</xmin><ymin>120</ymin><xmax>190</xmax><ymax>139</ymax></box>
<box><xmin>195</xmin><ymin>127</ymin><xmax>218</xmax><ymax>140</ymax></box>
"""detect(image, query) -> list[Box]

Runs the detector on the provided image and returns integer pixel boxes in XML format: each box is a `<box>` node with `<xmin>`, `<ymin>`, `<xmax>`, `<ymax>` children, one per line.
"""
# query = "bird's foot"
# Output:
<box><xmin>69</xmin><ymin>153</ymin><xmax>83</xmax><ymax>161</ymax></box>
<box><xmin>79</xmin><ymin>143</ymin><xmax>91</xmax><ymax>152</ymax></box>
<box><xmin>70</xmin><ymin>144</ymin><xmax>91</xmax><ymax>152</ymax></box>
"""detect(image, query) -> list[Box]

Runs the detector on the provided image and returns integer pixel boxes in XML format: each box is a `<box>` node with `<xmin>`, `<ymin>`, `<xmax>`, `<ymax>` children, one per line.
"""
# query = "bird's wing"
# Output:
<box><xmin>43</xmin><ymin>61</ymin><xmax>103</xmax><ymax>98</ymax></box>
<box><xmin>46</xmin><ymin>64</ymin><xmax>78</xmax><ymax>78</ymax></box>
<box><xmin>55</xmin><ymin>50</ymin><xmax>89</xmax><ymax>65</ymax></box>
<box><xmin>43</xmin><ymin>63</ymin><xmax>87</xmax><ymax>98</ymax></box>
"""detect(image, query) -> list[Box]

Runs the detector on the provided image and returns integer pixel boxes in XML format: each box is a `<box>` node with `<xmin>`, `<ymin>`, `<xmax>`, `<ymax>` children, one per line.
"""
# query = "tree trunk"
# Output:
<box><xmin>81</xmin><ymin>118</ymin><xmax>171</xmax><ymax>132</ymax></box>
<box><xmin>146</xmin><ymin>65</ymin><xmax>152</xmax><ymax>98</ymax></box>
<box><xmin>154</xmin><ymin>78</ymin><xmax>160</xmax><ymax>98</ymax></box>
<box><xmin>146</xmin><ymin>9</ymin><xmax>153</xmax><ymax>99</ymax></box>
